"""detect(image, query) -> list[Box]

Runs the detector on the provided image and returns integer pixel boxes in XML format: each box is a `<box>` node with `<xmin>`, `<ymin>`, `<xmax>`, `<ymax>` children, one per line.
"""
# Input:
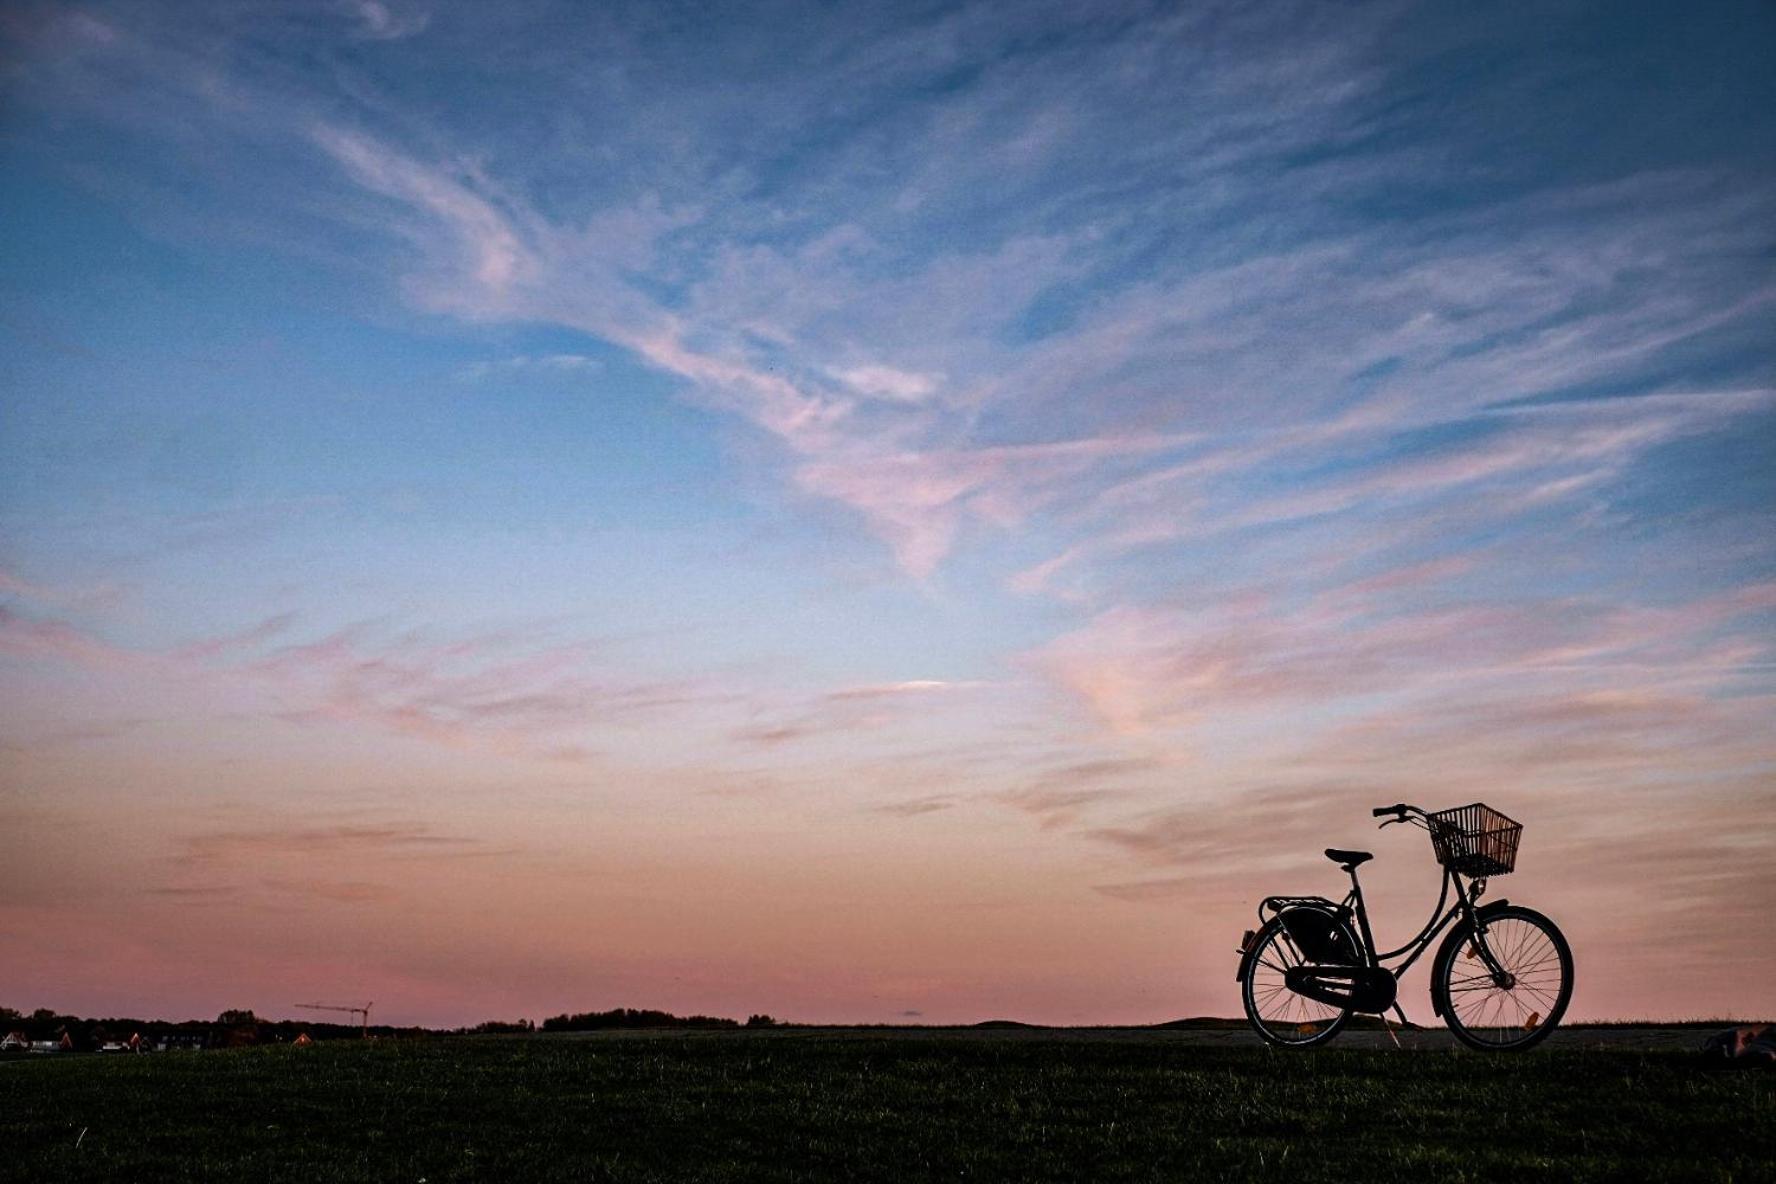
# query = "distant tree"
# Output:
<box><xmin>745</xmin><ymin>1014</ymin><xmax>778</xmax><ymax>1029</ymax></box>
<box><xmin>540</xmin><ymin>1008</ymin><xmax>740</xmax><ymax>1032</ymax></box>
<box><xmin>31</xmin><ymin>1008</ymin><xmax>57</xmax><ymax>1023</ymax></box>
<box><xmin>0</xmin><ymin>1006</ymin><xmax>20</xmax><ymax>1022</ymax></box>
<box><xmin>217</xmin><ymin>1009</ymin><xmax>258</xmax><ymax>1025</ymax></box>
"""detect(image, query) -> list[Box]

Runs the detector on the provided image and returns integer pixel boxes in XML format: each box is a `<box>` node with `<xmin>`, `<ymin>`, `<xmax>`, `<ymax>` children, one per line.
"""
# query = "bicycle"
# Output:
<box><xmin>1234</xmin><ymin>802</ymin><xmax>1573</xmax><ymax>1051</ymax></box>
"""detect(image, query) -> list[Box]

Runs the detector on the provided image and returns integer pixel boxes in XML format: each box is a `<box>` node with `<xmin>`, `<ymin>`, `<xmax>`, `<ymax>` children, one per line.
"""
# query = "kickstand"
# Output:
<box><xmin>1384</xmin><ymin>1004</ymin><xmax>1408</xmax><ymax>1050</ymax></box>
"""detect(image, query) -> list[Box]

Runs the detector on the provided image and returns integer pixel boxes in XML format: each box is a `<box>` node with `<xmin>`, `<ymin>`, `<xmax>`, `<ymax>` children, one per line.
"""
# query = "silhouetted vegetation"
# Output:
<box><xmin>2</xmin><ymin>1002</ymin><xmax>757</xmax><ymax>1047</ymax></box>
<box><xmin>539</xmin><ymin>1007</ymin><xmax>740</xmax><ymax>1032</ymax></box>
<box><xmin>458</xmin><ymin>1019</ymin><xmax>538</xmax><ymax>1035</ymax></box>
<box><xmin>0</xmin><ymin>1005</ymin><xmax>432</xmax><ymax>1051</ymax></box>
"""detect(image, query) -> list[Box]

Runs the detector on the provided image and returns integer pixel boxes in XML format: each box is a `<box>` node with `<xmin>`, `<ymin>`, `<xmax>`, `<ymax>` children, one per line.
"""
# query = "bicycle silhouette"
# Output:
<box><xmin>1235</xmin><ymin>802</ymin><xmax>1573</xmax><ymax>1051</ymax></box>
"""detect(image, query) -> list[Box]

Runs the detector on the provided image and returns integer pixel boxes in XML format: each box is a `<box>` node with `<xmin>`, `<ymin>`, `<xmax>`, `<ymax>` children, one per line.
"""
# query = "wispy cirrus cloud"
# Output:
<box><xmin>247</xmin><ymin>620</ymin><xmax>728</xmax><ymax>760</ymax></box>
<box><xmin>0</xmin><ymin>602</ymin><xmax>737</xmax><ymax>763</ymax></box>
<box><xmin>872</xmin><ymin>794</ymin><xmax>957</xmax><ymax>818</ymax></box>
<box><xmin>337</xmin><ymin>0</ymin><xmax>429</xmax><ymax>42</ymax></box>
<box><xmin>0</xmin><ymin>604</ymin><xmax>149</xmax><ymax>671</ymax></box>
<box><xmin>309</xmin><ymin>123</ymin><xmax>537</xmax><ymax>300</ymax></box>
<box><xmin>997</xmin><ymin>786</ymin><xmax>1130</xmax><ymax>833</ymax></box>
<box><xmin>1035</xmin><ymin>578</ymin><xmax>1776</xmax><ymax>739</ymax></box>
<box><xmin>732</xmin><ymin>678</ymin><xmax>985</xmax><ymax>747</ymax></box>
<box><xmin>297</xmin><ymin>131</ymin><xmax>1771</xmax><ymax>599</ymax></box>
<box><xmin>172</xmin><ymin>821</ymin><xmax>489</xmax><ymax>869</ymax></box>
<box><xmin>38</xmin><ymin>3</ymin><xmax>1767</xmax><ymax>590</ymax></box>
<box><xmin>455</xmin><ymin>353</ymin><xmax>604</xmax><ymax>382</ymax></box>
<box><xmin>153</xmin><ymin>818</ymin><xmax>500</xmax><ymax>908</ymax></box>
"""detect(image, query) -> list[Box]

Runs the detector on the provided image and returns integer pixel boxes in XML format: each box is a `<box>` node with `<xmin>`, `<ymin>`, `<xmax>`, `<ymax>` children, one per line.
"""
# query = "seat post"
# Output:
<box><xmin>1347</xmin><ymin>868</ymin><xmax>1378</xmax><ymax>963</ymax></box>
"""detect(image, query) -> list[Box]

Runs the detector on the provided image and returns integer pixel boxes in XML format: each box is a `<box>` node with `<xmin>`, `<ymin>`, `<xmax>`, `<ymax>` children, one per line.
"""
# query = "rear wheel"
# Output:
<box><xmin>1433</xmin><ymin>905</ymin><xmax>1572</xmax><ymax>1051</ymax></box>
<box><xmin>1241</xmin><ymin>917</ymin><xmax>1355</xmax><ymax>1048</ymax></box>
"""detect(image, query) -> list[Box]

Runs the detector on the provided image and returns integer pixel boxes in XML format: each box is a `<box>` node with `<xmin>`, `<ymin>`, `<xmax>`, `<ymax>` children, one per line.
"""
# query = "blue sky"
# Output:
<box><xmin>1</xmin><ymin>0</ymin><xmax>1773</xmax><ymax>1024</ymax></box>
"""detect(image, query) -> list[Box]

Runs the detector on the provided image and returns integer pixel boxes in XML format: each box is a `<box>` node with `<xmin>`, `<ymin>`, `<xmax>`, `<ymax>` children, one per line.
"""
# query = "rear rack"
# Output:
<box><xmin>1258</xmin><ymin>894</ymin><xmax>1339</xmax><ymax>920</ymax></box>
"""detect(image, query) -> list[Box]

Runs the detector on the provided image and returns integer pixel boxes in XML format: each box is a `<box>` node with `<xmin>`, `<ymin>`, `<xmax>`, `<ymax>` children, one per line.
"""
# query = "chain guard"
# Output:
<box><xmin>1283</xmin><ymin>964</ymin><xmax>1398</xmax><ymax>1013</ymax></box>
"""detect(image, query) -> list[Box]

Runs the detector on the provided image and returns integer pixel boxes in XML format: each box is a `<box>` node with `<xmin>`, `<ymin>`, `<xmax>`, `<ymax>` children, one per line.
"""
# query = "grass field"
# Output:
<box><xmin>3</xmin><ymin>1031</ymin><xmax>1771</xmax><ymax>1182</ymax></box>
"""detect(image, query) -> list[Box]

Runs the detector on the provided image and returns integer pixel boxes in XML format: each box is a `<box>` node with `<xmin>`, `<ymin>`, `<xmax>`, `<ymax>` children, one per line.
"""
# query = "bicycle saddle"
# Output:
<box><xmin>1324</xmin><ymin>848</ymin><xmax>1373</xmax><ymax>869</ymax></box>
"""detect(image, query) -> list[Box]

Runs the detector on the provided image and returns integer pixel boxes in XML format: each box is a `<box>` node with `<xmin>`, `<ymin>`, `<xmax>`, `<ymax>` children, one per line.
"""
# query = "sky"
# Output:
<box><xmin>1</xmin><ymin>0</ymin><xmax>1772</xmax><ymax>1027</ymax></box>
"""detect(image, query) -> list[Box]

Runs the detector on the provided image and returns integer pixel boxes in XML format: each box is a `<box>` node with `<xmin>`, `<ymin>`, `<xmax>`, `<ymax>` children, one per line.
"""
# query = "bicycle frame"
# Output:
<box><xmin>1330</xmin><ymin>862</ymin><xmax>1509</xmax><ymax>984</ymax></box>
<box><xmin>1239</xmin><ymin>804</ymin><xmax>1530</xmax><ymax>1018</ymax></box>
<box><xmin>1241</xmin><ymin>803</ymin><xmax>1570</xmax><ymax>1048</ymax></box>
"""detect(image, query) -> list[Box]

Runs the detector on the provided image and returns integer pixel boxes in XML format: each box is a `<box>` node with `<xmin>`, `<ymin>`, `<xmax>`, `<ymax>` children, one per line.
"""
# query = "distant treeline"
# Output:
<box><xmin>0</xmin><ymin>1006</ymin><xmax>436</xmax><ymax>1051</ymax></box>
<box><xmin>0</xmin><ymin>1006</ymin><xmax>547</xmax><ymax>1051</ymax></box>
<box><xmin>3</xmin><ymin>1005</ymin><xmax>776</xmax><ymax>1049</ymax></box>
<box><xmin>461</xmin><ymin>1019</ymin><xmax>537</xmax><ymax>1035</ymax></box>
<box><xmin>541</xmin><ymin>1008</ymin><xmax>779</xmax><ymax>1032</ymax></box>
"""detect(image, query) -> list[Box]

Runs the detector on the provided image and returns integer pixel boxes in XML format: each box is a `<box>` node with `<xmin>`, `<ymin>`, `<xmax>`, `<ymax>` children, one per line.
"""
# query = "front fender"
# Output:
<box><xmin>1428</xmin><ymin>898</ymin><xmax>1511</xmax><ymax>1017</ymax></box>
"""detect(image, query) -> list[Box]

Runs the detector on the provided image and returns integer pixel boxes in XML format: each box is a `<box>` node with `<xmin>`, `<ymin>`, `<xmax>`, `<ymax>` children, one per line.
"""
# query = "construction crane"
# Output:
<box><xmin>294</xmin><ymin>1001</ymin><xmax>374</xmax><ymax>1038</ymax></box>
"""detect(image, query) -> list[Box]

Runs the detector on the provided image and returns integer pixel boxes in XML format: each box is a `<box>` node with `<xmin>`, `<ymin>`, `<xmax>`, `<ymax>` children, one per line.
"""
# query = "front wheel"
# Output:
<box><xmin>1432</xmin><ymin>905</ymin><xmax>1573</xmax><ymax>1051</ymax></box>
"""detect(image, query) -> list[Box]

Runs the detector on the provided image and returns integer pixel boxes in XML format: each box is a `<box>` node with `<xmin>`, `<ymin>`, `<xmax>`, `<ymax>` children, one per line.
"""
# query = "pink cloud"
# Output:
<box><xmin>0</xmin><ymin>605</ymin><xmax>149</xmax><ymax>672</ymax></box>
<box><xmin>795</xmin><ymin>433</ymin><xmax>1193</xmax><ymax>578</ymax></box>
<box><xmin>1034</xmin><ymin>576</ymin><xmax>1776</xmax><ymax>739</ymax></box>
<box><xmin>310</xmin><ymin>124</ymin><xmax>533</xmax><ymax>296</ymax></box>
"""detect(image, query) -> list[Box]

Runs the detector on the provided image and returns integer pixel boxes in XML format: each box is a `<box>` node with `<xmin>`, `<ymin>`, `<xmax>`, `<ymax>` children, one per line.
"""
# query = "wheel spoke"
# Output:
<box><xmin>1244</xmin><ymin>922</ymin><xmax>1353</xmax><ymax>1046</ymax></box>
<box><xmin>1442</xmin><ymin>913</ymin><xmax>1569</xmax><ymax>1047</ymax></box>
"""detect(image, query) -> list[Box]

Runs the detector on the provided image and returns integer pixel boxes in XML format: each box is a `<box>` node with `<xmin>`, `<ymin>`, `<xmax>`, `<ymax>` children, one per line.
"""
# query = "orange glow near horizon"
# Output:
<box><xmin>3</xmin><ymin>618</ymin><xmax>1771</xmax><ymax>1026</ymax></box>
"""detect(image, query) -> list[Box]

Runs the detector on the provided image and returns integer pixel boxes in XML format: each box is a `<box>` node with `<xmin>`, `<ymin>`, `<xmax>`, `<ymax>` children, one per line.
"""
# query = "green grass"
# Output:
<box><xmin>2</xmin><ymin>1033</ymin><xmax>1770</xmax><ymax>1182</ymax></box>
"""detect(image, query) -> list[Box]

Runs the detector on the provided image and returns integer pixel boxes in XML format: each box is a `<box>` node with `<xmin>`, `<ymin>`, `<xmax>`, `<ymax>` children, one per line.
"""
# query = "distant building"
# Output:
<box><xmin>154</xmin><ymin>1032</ymin><xmax>207</xmax><ymax>1052</ymax></box>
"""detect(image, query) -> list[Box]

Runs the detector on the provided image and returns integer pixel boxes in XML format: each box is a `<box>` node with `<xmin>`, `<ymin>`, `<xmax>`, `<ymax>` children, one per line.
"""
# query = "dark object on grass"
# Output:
<box><xmin>1700</xmin><ymin>1024</ymin><xmax>1775</xmax><ymax>1069</ymax></box>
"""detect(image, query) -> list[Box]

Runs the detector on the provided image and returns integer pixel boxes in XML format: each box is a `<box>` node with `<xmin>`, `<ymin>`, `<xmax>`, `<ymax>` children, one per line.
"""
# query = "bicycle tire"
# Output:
<box><xmin>1431</xmin><ymin>905</ymin><xmax>1572</xmax><ymax>1051</ymax></box>
<box><xmin>1241</xmin><ymin>915</ymin><xmax>1356</xmax><ymax>1049</ymax></box>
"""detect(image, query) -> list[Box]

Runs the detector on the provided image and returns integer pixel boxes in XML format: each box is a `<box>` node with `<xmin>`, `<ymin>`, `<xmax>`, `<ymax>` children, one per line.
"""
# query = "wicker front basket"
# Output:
<box><xmin>1427</xmin><ymin>803</ymin><xmax>1521</xmax><ymax>877</ymax></box>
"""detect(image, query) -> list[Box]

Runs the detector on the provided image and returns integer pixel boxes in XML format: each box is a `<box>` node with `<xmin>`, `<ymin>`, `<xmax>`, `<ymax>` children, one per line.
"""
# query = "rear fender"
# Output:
<box><xmin>1234</xmin><ymin>927</ymin><xmax>1265</xmax><ymax>983</ymax></box>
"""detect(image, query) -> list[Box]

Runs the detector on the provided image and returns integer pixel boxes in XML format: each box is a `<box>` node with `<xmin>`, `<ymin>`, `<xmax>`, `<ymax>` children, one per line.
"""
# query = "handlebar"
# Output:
<box><xmin>1373</xmin><ymin>803</ymin><xmax>1426</xmax><ymax>828</ymax></box>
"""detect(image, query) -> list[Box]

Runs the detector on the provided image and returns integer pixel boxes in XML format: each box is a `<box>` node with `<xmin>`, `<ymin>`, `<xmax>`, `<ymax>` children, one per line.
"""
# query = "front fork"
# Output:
<box><xmin>1460</xmin><ymin>879</ymin><xmax>1515</xmax><ymax>988</ymax></box>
